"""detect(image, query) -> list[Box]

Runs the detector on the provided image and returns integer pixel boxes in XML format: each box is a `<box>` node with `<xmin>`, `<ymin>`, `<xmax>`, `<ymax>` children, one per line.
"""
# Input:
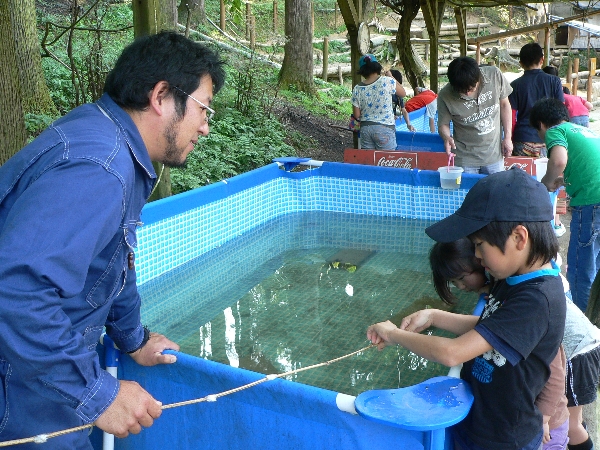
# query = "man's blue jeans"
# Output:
<box><xmin>567</xmin><ymin>203</ymin><xmax>600</xmax><ymax>312</ymax></box>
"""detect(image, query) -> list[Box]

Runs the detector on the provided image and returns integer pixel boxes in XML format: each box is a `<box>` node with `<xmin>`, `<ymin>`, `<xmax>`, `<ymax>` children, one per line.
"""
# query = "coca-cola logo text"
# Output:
<box><xmin>376</xmin><ymin>157</ymin><xmax>415</xmax><ymax>168</ymax></box>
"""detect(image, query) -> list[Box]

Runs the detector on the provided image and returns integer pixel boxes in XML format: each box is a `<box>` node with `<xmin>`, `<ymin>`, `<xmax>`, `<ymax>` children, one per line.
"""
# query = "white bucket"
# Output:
<box><xmin>438</xmin><ymin>166</ymin><xmax>464</xmax><ymax>189</ymax></box>
<box><xmin>534</xmin><ymin>158</ymin><xmax>548</xmax><ymax>182</ymax></box>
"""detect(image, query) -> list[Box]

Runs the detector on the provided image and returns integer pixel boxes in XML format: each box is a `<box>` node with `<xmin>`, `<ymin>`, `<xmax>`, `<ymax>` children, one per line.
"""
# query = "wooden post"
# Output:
<box><xmin>220</xmin><ymin>0</ymin><xmax>226</xmax><ymax>31</ymax></box>
<box><xmin>566</xmin><ymin>58</ymin><xmax>573</xmax><ymax>89</ymax></box>
<box><xmin>544</xmin><ymin>27</ymin><xmax>551</xmax><ymax>66</ymax></box>
<box><xmin>476</xmin><ymin>42</ymin><xmax>481</xmax><ymax>65</ymax></box>
<box><xmin>454</xmin><ymin>7</ymin><xmax>467</xmax><ymax>57</ymax></box>
<box><xmin>273</xmin><ymin>0</ymin><xmax>277</xmax><ymax>32</ymax></box>
<box><xmin>424</xmin><ymin>43</ymin><xmax>429</xmax><ymax>61</ymax></box>
<box><xmin>338</xmin><ymin>65</ymin><xmax>343</xmax><ymax>85</ymax></box>
<box><xmin>588</xmin><ymin>58</ymin><xmax>596</xmax><ymax>102</ymax></box>
<box><xmin>250</xmin><ymin>15</ymin><xmax>256</xmax><ymax>49</ymax></box>
<box><xmin>334</xmin><ymin>3</ymin><xmax>337</xmax><ymax>28</ymax></box>
<box><xmin>246</xmin><ymin>2</ymin><xmax>251</xmax><ymax>40</ymax></box>
<box><xmin>322</xmin><ymin>36</ymin><xmax>329</xmax><ymax>81</ymax></box>
<box><xmin>573</xmin><ymin>57</ymin><xmax>580</xmax><ymax>94</ymax></box>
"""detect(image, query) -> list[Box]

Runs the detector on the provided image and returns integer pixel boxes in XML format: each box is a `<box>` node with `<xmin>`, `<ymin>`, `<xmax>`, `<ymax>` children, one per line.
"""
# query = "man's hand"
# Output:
<box><xmin>95</xmin><ymin>380</ymin><xmax>162</xmax><ymax>438</ymax></box>
<box><xmin>502</xmin><ymin>138</ymin><xmax>513</xmax><ymax>157</ymax></box>
<box><xmin>443</xmin><ymin>136</ymin><xmax>456</xmax><ymax>155</ymax></box>
<box><xmin>541</xmin><ymin>175</ymin><xmax>564</xmax><ymax>192</ymax></box>
<box><xmin>129</xmin><ymin>332</ymin><xmax>180</xmax><ymax>366</ymax></box>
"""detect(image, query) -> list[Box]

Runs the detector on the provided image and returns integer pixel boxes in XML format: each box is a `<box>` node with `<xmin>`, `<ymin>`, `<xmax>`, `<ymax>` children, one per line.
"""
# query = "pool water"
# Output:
<box><xmin>138</xmin><ymin>211</ymin><xmax>477</xmax><ymax>396</ymax></box>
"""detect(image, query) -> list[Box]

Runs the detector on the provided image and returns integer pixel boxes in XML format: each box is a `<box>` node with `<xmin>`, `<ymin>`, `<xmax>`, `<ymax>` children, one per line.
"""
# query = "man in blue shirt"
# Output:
<box><xmin>0</xmin><ymin>32</ymin><xmax>225</xmax><ymax>448</ymax></box>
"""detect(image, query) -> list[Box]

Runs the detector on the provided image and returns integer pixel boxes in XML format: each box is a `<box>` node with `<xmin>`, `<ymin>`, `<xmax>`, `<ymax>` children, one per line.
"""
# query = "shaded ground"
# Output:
<box><xmin>277</xmin><ymin>104</ymin><xmax>353</xmax><ymax>163</ymax></box>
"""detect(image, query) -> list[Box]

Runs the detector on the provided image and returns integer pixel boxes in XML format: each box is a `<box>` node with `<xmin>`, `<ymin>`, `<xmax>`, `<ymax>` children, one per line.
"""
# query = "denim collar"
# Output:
<box><xmin>96</xmin><ymin>93</ymin><xmax>156</xmax><ymax>179</ymax></box>
<box><xmin>505</xmin><ymin>260</ymin><xmax>560</xmax><ymax>285</ymax></box>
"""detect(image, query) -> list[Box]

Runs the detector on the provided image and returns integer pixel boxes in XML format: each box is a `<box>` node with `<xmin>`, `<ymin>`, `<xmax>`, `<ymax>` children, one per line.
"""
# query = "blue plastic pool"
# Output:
<box><xmin>93</xmin><ymin>161</ymin><xmax>483</xmax><ymax>450</ymax></box>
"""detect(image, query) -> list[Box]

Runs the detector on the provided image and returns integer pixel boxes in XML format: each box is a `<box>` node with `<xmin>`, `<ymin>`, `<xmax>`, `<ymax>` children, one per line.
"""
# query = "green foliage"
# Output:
<box><xmin>38</xmin><ymin>1</ymin><xmax>133</xmax><ymax>112</ymax></box>
<box><xmin>204</xmin><ymin>0</ymin><xmax>343</xmax><ymax>43</ymax></box>
<box><xmin>35</xmin><ymin>1</ymin><xmax>351</xmax><ymax>197</ymax></box>
<box><xmin>170</xmin><ymin>109</ymin><xmax>295</xmax><ymax>194</ymax></box>
<box><xmin>224</xmin><ymin>49</ymin><xmax>282</xmax><ymax>116</ymax></box>
<box><xmin>280</xmin><ymin>79</ymin><xmax>352</xmax><ymax>122</ymax></box>
<box><xmin>24</xmin><ymin>113</ymin><xmax>54</xmax><ymax>141</ymax></box>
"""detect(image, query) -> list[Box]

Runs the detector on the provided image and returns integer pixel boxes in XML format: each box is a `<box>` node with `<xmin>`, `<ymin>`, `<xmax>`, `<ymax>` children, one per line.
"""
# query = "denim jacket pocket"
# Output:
<box><xmin>85</xmin><ymin>219</ymin><xmax>139</xmax><ymax>309</ymax></box>
<box><xmin>0</xmin><ymin>357</ymin><xmax>12</xmax><ymax>435</ymax></box>
<box><xmin>85</xmin><ymin>238</ymin><xmax>127</xmax><ymax>309</ymax></box>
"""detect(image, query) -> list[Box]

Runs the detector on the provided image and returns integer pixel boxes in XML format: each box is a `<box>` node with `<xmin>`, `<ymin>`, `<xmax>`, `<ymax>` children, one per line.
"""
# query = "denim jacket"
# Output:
<box><xmin>0</xmin><ymin>94</ymin><xmax>156</xmax><ymax>423</ymax></box>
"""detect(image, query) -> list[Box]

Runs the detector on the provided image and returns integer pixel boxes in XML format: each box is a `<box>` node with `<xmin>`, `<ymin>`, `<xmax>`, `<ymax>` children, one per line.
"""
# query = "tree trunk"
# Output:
<box><xmin>279</xmin><ymin>0</ymin><xmax>315</xmax><ymax>94</ymax></box>
<box><xmin>0</xmin><ymin>0</ymin><xmax>27</xmax><ymax>165</ymax></box>
<box><xmin>420</xmin><ymin>0</ymin><xmax>445</xmax><ymax>92</ymax></box>
<box><xmin>178</xmin><ymin>0</ymin><xmax>205</xmax><ymax>30</ymax></box>
<box><xmin>133</xmin><ymin>0</ymin><xmax>178</xmax><ymax>201</ymax></box>
<box><xmin>395</xmin><ymin>0</ymin><xmax>422</xmax><ymax>89</ymax></box>
<box><xmin>9</xmin><ymin>0</ymin><xmax>57</xmax><ymax>118</ymax></box>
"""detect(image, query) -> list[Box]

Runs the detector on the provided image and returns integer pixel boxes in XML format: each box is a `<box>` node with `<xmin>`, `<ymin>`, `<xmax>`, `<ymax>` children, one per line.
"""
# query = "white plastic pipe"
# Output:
<box><xmin>100</xmin><ymin>334</ymin><xmax>120</xmax><ymax>450</ymax></box>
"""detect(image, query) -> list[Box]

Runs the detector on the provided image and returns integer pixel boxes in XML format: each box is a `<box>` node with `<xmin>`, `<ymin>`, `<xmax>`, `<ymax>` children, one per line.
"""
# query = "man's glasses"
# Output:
<box><xmin>173</xmin><ymin>86</ymin><xmax>215</xmax><ymax>123</ymax></box>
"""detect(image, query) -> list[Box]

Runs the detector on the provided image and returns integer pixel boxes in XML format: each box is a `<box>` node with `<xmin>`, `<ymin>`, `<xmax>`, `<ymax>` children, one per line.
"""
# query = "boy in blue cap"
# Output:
<box><xmin>367</xmin><ymin>168</ymin><xmax>566</xmax><ymax>449</ymax></box>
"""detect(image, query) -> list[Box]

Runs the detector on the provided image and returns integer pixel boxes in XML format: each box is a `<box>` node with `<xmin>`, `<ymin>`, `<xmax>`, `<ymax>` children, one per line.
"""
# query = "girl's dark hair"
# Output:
<box><xmin>542</xmin><ymin>65</ymin><xmax>559</xmax><ymax>77</ymax></box>
<box><xmin>429</xmin><ymin>238</ymin><xmax>484</xmax><ymax>305</ymax></box>
<box><xmin>104</xmin><ymin>31</ymin><xmax>225</xmax><ymax>117</ymax></box>
<box><xmin>389</xmin><ymin>69</ymin><xmax>403</xmax><ymax>83</ymax></box>
<box><xmin>529</xmin><ymin>98</ymin><xmax>570</xmax><ymax>131</ymax></box>
<box><xmin>358</xmin><ymin>59</ymin><xmax>383</xmax><ymax>77</ymax></box>
<box><xmin>469</xmin><ymin>221</ymin><xmax>558</xmax><ymax>267</ymax></box>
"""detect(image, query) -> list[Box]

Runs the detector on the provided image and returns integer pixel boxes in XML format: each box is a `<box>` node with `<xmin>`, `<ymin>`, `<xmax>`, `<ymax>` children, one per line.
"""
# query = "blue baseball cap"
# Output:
<box><xmin>359</xmin><ymin>54</ymin><xmax>377</xmax><ymax>68</ymax></box>
<box><xmin>425</xmin><ymin>168</ymin><xmax>554</xmax><ymax>243</ymax></box>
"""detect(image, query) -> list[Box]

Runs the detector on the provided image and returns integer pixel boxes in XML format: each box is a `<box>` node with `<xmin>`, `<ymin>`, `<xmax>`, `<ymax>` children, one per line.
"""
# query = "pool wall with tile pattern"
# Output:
<box><xmin>135</xmin><ymin>163</ymin><xmax>479</xmax><ymax>286</ymax></box>
<box><xmin>98</xmin><ymin>162</ymin><xmax>482</xmax><ymax>450</ymax></box>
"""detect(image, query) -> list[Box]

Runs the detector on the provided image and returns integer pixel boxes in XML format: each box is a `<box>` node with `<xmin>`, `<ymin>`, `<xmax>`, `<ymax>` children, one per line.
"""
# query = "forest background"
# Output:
<box><xmin>1</xmin><ymin>0</ymin><xmax>594</xmax><ymax>199</ymax></box>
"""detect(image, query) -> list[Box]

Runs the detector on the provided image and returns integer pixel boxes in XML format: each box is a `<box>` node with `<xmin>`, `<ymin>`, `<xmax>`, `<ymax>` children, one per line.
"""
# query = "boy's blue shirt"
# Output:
<box><xmin>457</xmin><ymin>260</ymin><xmax>566</xmax><ymax>449</ymax></box>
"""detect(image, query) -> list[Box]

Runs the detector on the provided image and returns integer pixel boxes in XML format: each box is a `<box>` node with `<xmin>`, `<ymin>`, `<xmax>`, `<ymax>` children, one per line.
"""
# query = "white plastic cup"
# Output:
<box><xmin>438</xmin><ymin>166</ymin><xmax>464</xmax><ymax>189</ymax></box>
<box><xmin>534</xmin><ymin>158</ymin><xmax>548</xmax><ymax>182</ymax></box>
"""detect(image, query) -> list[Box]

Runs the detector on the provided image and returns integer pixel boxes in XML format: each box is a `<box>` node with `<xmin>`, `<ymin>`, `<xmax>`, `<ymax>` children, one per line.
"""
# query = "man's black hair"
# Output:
<box><xmin>447</xmin><ymin>57</ymin><xmax>481</xmax><ymax>94</ymax></box>
<box><xmin>104</xmin><ymin>31</ymin><xmax>225</xmax><ymax>117</ymax></box>
<box><xmin>519</xmin><ymin>43</ymin><xmax>544</xmax><ymax>68</ymax></box>
<box><xmin>469</xmin><ymin>221</ymin><xmax>558</xmax><ymax>267</ymax></box>
<box><xmin>542</xmin><ymin>65</ymin><xmax>558</xmax><ymax>77</ymax></box>
<box><xmin>358</xmin><ymin>59</ymin><xmax>383</xmax><ymax>77</ymax></box>
<box><xmin>529</xmin><ymin>98</ymin><xmax>570</xmax><ymax>131</ymax></box>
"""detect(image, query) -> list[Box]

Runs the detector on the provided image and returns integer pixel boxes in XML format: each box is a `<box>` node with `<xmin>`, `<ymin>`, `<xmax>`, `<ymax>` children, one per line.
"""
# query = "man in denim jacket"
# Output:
<box><xmin>0</xmin><ymin>32</ymin><xmax>224</xmax><ymax>448</ymax></box>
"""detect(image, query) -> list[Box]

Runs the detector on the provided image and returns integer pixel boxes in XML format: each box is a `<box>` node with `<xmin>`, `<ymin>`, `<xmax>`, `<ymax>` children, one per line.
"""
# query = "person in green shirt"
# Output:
<box><xmin>530</xmin><ymin>98</ymin><xmax>600</xmax><ymax>313</ymax></box>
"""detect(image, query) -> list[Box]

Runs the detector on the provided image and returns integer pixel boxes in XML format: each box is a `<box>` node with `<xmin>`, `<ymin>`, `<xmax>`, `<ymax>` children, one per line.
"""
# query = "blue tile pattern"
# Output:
<box><xmin>135</xmin><ymin>171</ymin><xmax>468</xmax><ymax>285</ymax></box>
